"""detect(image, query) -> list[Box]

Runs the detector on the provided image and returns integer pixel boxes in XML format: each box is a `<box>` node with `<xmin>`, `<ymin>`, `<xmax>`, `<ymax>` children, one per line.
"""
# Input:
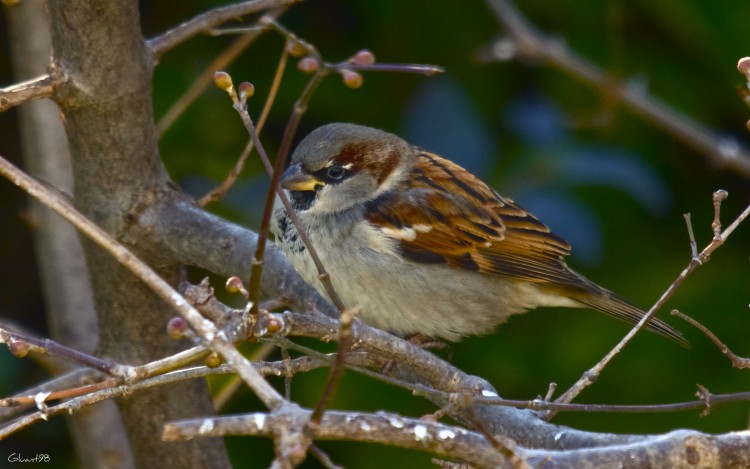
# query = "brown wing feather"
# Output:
<box><xmin>366</xmin><ymin>150</ymin><xmax>587</xmax><ymax>289</ymax></box>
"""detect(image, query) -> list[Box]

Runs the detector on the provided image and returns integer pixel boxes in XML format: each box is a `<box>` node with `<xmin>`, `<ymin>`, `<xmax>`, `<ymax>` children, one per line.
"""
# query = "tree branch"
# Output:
<box><xmin>163</xmin><ymin>410</ymin><xmax>522</xmax><ymax>468</ymax></box>
<box><xmin>0</xmin><ymin>75</ymin><xmax>54</xmax><ymax>112</ymax></box>
<box><xmin>553</xmin><ymin>192</ymin><xmax>750</xmax><ymax>410</ymax></box>
<box><xmin>482</xmin><ymin>0</ymin><xmax>750</xmax><ymax>179</ymax></box>
<box><xmin>147</xmin><ymin>0</ymin><xmax>299</xmax><ymax>58</ymax></box>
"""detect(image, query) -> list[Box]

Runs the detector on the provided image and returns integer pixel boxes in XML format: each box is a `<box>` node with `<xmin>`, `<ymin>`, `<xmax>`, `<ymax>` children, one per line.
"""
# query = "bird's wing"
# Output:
<box><xmin>365</xmin><ymin>149</ymin><xmax>589</xmax><ymax>289</ymax></box>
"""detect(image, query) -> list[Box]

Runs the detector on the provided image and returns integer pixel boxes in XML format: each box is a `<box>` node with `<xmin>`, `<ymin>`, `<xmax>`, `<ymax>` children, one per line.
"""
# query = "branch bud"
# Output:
<box><xmin>286</xmin><ymin>39</ymin><xmax>308</xmax><ymax>58</ymax></box>
<box><xmin>297</xmin><ymin>57</ymin><xmax>319</xmax><ymax>74</ymax></box>
<box><xmin>225</xmin><ymin>276</ymin><xmax>249</xmax><ymax>298</ymax></box>
<box><xmin>267</xmin><ymin>315</ymin><xmax>282</xmax><ymax>333</ymax></box>
<box><xmin>8</xmin><ymin>338</ymin><xmax>30</xmax><ymax>358</ymax></box>
<box><xmin>341</xmin><ymin>69</ymin><xmax>363</xmax><ymax>89</ymax></box>
<box><xmin>205</xmin><ymin>352</ymin><xmax>222</xmax><ymax>368</ymax></box>
<box><xmin>166</xmin><ymin>316</ymin><xmax>190</xmax><ymax>339</ymax></box>
<box><xmin>738</xmin><ymin>57</ymin><xmax>750</xmax><ymax>78</ymax></box>
<box><xmin>213</xmin><ymin>71</ymin><xmax>234</xmax><ymax>93</ymax></box>
<box><xmin>351</xmin><ymin>49</ymin><xmax>376</xmax><ymax>66</ymax></box>
<box><xmin>238</xmin><ymin>82</ymin><xmax>255</xmax><ymax>102</ymax></box>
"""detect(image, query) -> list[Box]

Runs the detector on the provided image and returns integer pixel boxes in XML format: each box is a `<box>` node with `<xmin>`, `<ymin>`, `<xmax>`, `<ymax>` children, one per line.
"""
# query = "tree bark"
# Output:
<box><xmin>44</xmin><ymin>1</ymin><xmax>230</xmax><ymax>467</ymax></box>
<box><xmin>7</xmin><ymin>1</ymin><xmax>134</xmax><ymax>468</ymax></box>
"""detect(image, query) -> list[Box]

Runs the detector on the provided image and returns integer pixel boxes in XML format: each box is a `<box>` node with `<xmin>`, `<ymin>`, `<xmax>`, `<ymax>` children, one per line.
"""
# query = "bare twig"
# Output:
<box><xmin>482</xmin><ymin>0</ymin><xmax>750</xmax><ymax>179</ymax></box>
<box><xmin>197</xmin><ymin>15</ymin><xmax>290</xmax><ymax>207</ymax></box>
<box><xmin>543</xmin><ymin>383</ymin><xmax>557</xmax><ymax>402</ymax></box>
<box><xmin>309</xmin><ymin>307</ymin><xmax>358</xmax><ymax>426</ymax></box>
<box><xmin>0</xmin><ymin>74</ymin><xmax>55</xmax><ymax>112</ymax></box>
<box><xmin>0</xmin><ymin>350</ymin><xmax>333</xmax><ymax>439</ymax></box>
<box><xmin>0</xmin><ymin>153</ymin><xmax>285</xmax><ymax>410</ymax></box>
<box><xmin>712</xmin><ymin>189</ymin><xmax>729</xmax><ymax>239</ymax></box>
<box><xmin>0</xmin><ymin>368</ymin><xmax>101</xmax><ymax>421</ymax></box>
<box><xmin>147</xmin><ymin>0</ymin><xmax>299</xmax><ymax>58</ymax></box>
<box><xmin>1</xmin><ymin>364</ymin><xmax>235</xmax><ymax>439</ymax></box>
<box><xmin>213</xmin><ymin>342</ymin><xmax>278</xmax><ymax>410</ymax></box>
<box><xmin>280</xmin><ymin>345</ymin><xmax>293</xmax><ymax>400</ymax></box>
<box><xmin>0</xmin><ymin>326</ymin><xmax>117</xmax><ymax>375</ymax></box>
<box><xmin>212</xmin><ymin>73</ymin><xmax>306</xmax><ymax>317</ymax></box>
<box><xmin>156</xmin><ymin>11</ymin><xmax>278</xmax><ymax>138</ymax></box>
<box><xmin>683</xmin><ymin>213</ymin><xmax>698</xmax><ymax>258</ymax></box>
<box><xmin>271</xmin><ymin>70</ymin><xmax>346</xmax><ymax>310</ymax></box>
<box><xmin>553</xmin><ymin>191</ymin><xmax>750</xmax><ymax>411</ymax></box>
<box><xmin>671</xmin><ymin>310</ymin><xmax>750</xmax><ymax>369</ymax></box>
<box><xmin>1</xmin><ymin>380</ymin><xmax>113</xmax><ymax>409</ymax></box>
<box><xmin>308</xmin><ymin>444</ymin><xmax>342</xmax><ymax>469</ymax></box>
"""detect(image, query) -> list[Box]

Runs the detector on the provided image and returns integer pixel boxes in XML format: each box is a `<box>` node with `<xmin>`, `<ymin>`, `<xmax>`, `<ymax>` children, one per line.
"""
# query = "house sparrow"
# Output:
<box><xmin>271</xmin><ymin>123</ymin><xmax>686</xmax><ymax>345</ymax></box>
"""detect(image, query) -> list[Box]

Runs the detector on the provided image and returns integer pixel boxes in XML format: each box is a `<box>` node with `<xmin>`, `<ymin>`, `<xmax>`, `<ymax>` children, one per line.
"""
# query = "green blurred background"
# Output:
<box><xmin>1</xmin><ymin>1</ymin><xmax>750</xmax><ymax>467</ymax></box>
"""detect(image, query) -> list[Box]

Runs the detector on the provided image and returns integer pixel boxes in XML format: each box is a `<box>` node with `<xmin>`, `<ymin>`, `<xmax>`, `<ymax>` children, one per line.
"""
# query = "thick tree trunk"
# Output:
<box><xmin>44</xmin><ymin>1</ymin><xmax>230</xmax><ymax>467</ymax></box>
<box><xmin>7</xmin><ymin>1</ymin><xmax>134</xmax><ymax>468</ymax></box>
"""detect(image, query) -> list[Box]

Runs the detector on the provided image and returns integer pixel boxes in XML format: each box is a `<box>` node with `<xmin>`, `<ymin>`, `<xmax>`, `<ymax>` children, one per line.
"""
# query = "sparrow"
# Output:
<box><xmin>271</xmin><ymin>123</ymin><xmax>687</xmax><ymax>345</ymax></box>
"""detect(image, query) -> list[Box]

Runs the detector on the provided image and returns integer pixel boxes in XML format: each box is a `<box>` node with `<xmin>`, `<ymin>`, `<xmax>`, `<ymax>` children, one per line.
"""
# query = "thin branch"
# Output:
<box><xmin>0</xmin><ymin>153</ymin><xmax>285</xmax><ymax>410</ymax></box>
<box><xmin>0</xmin><ymin>354</ymin><xmax>327</xmax><ymax>420</ymax></box>
<box><xmin>0</xmin><ymin>368</ymin><xmax>101</xmax><ymax>421</ymax></box>
<box><xmin>0</xmin><ymin>74</ymin><xmax>55</xmax><ymax>112</ymax></box>
<box><xmin>198</xmin><ymin>33</ymin><xmax>289</xmax><ymax>207</ymax></box>
<box><xmin>672</xmin><ymin>310</ymin><xmax>750</xmax><ymax>369</ymax></box>
<box><xmin>335</xmin><ymin>62</ymin><xmax>444</xmax><ymax>76</ymax></box>
<box><xmin>0</xmin><ymin>379</ymin><xmax>118</xmax><ymax>409</ymax></box>
<box><xmin>712</xmin><ymin>189</ymin><xmax>729</xmax><ymax>239</ymax></box>
<box><xmin>147</xmin><ymin>0</ymin><xmax>299</xmax><ymax>58</ymax></box>
<box><xmin>1</xmin><ymin>364</ymin><xmax>232</xmax><ymax>439</ymax></box>
<box><xmin>309</xmin><ymin>306</ymin><xmax>357</xmax><ymax>426</ymax></box>
<box><xmin>683</xmin><ymin>213</ymin><xmax>698</xmax><ymax>258</ymax></box>
<box><xmin>247</xmin><ymin>76</ymin><xmax>314</xmax><ymax>316</ymax></box>
<box><xmin>0</xmin><ymin>326</ymin><xmax>117</xmax><ymax>375</ymax></box>
<box><xmin>553</xmin><ymin>192</ymin><xmax>750</xmax><ymax>410</ymax></box>
<box><xmin>0</xmin><ymin>351</ymin><xmax>332</xmax><ymax>440</ymax></box>
<box><xmin>271</xmin><ymin>70</ymin><xmax>347</xmax><ymax>309</ymax></box>
<box><xmin>482</xmin><ymin>0</ymin><xmax>750</xmax><ymax>179</ymax></box>
<box><xmin>156</xmin><ymin>11</ymin><xmax>278</xmax><ymax>138</ymax></box>
<box><xmin>308</xmin><ymin>444</ymin><xmax>342</xmax><ymax>469</ymax></box>
<box><xmin>213</xmin><ymin>342</ymin><xmax>278</xmax><ymax>410</ymax></box>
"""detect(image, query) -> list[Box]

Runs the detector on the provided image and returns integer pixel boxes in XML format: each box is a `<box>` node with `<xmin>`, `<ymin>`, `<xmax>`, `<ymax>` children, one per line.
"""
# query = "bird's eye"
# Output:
<box><xmin>326</xmin><ymin>165</ymin><xmax>345</xmax><ymax>180</ymax></box>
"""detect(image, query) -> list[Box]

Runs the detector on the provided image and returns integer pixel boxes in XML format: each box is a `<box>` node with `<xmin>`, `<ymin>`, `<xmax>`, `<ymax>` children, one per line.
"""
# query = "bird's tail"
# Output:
<box><xmin>571</xmin><ymin>286</ymin><xmax>689</xmax><ymax>347</ymax></box>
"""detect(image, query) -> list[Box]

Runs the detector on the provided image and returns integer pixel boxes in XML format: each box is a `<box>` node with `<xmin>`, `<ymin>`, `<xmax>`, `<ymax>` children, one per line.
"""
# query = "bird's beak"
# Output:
<box><xmin>279</xmin><ymin>163</ymin><xmax>324</xmax><ymax>192</ymax></box>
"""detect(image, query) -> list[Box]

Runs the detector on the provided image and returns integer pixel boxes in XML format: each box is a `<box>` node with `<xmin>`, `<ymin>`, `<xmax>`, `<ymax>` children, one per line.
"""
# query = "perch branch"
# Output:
<box><xmin>163</xmin><ymin>409</ymin><xmax>524</xmax><ymax>468</ymax></box>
